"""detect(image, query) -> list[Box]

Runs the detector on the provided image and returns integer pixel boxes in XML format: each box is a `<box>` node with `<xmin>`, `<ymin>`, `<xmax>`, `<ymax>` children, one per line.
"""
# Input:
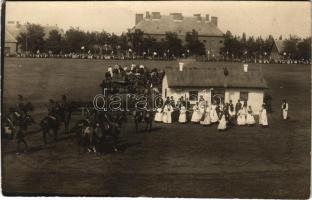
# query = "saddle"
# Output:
<box><xmin>48</xmin><ymin>115</ymin><xmax>57</xmax><ymax>120</ymax></box>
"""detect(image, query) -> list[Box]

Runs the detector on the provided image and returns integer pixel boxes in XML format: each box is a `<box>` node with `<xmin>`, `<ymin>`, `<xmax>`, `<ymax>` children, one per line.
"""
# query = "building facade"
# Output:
<box><xmin>5</xmin><ymin>21</ymin><xmax>64</xmax><ymax>55</ymax></box>
<box><xmin>134</xmin><ymin>12</ymin><xmax>224</xmax><ymax>59</ymax></box>
<box><xmin>162</xmin><ymin>63</ymin><xmax>267</xmax><ymax>114</ymax></box>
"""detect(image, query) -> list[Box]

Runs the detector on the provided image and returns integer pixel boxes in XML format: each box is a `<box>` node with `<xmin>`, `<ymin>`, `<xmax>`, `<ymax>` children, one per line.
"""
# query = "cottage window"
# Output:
<box><xmin>240</xmin><ymin>92</ymin><xmax>248</xmax><ymax>101</ymax></box>
<box><xmin>189</xmin><ymin>91</ymin><xmax>198</xmax><ymax>101</ymax></box>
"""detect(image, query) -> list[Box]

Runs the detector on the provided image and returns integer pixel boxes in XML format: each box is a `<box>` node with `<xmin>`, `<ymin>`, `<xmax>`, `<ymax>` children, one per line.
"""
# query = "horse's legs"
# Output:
<box><xmin>145</xmin><ymin>122</ymin><xmax>148</xmax><ymax>131</ymax></box>
<box><xmin>135</xmin><ymin>122</ymin><xmax>138</xmax><ymax>134</ymax></box>
<box><xmin>53</xmin><ymin>129</ymin><xmax>58</xmax><ymax>141</ymax></box>
<box><xmin>149</xmin><ymin>121</ymin><xmax>152</xmax><ymax>131</ymax></box>
<box><xmin>42</xmin><ymin>130</ymin><xmax>47</xmax><ymax>145</ymax></box>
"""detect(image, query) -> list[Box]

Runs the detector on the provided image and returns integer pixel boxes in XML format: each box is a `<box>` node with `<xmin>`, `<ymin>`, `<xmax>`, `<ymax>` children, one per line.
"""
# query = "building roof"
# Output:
<box><xmin>273</xmin><ymin>39</ymin><xmax>285</xmax><ymax>53</ymax></box>
<box><xmin>135</xmin><ymin>15</ymin><xmax>223</xmax><ymax>37</ymax></box>
<box><xmin>164</xmin><ymin>65</ymin><xmax>268</xmax><ymax>89</ymax></box>
<box><xmin>5</xmin><ymin>29</ymin><xmax>17</xmax><ymax>43</ymax></box>
<box><xmin>5</xmin><ymin>23</ymin><xmax>64</xmax><ymax>43</ymax></box>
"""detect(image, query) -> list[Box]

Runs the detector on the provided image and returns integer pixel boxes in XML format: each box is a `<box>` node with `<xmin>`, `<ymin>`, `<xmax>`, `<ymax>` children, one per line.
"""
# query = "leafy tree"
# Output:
<box><xmin>45</xmin><ymin>29</ymin><xmax>63</xmax><ymax>54</ymax></box>
<box><xmin>185</xmin><ymin>30</ymin><xmax>206</xmax><ymax>56</ymax></box>
<box><xmin>127</xmin><ymin>29</ymin><xmax>144</xmax><ymax>55</ymax></box>
<box><xmin>164</xmin><ymin>32</ymin><xmax>183</xmax><ymax>57</ymax></box>
<box><xmin>63</xmin><ymin>27</ymin><xmax>86</xmax><ymax>53</ymax></box>
<box><xmin>284</xmin><ymin>35</ymin><xmax>300</xmax><ymax>59</ymax></box>
<box><xmin>296</xmin><ymin>37</ymin><xmax>311</xmax><ymax>60</ymax></box>
<box><xmin>16</xmin><ymin>23</ymin><xmax>45</xmax><ymax>53</ymax></box>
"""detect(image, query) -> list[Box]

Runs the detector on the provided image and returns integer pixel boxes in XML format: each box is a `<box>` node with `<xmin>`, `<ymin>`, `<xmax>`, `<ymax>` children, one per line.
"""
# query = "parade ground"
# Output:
<box><xmin>2</xmin><ymin>58</ymin><xmax>311</xmax><ymax>198</ymax></box>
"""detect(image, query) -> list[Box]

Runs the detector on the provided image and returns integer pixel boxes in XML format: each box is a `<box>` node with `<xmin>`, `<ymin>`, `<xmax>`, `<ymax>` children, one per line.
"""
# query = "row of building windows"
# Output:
<box><xmin>165</xmin><ymin>89</ymin><xmax>249</xmax><ymax>102</ymax></box>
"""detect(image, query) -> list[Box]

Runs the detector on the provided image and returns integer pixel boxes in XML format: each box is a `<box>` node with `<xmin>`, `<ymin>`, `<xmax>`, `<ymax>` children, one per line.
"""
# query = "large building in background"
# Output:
<box><xmin>134</xmin><ymin>12</ymin><xmax>225</xmax><ymax>58</ymax></box>
<box><xmin>4</xmin><ymin>21</ymin><xmax>64</xmax><ymax>55</ymax></box>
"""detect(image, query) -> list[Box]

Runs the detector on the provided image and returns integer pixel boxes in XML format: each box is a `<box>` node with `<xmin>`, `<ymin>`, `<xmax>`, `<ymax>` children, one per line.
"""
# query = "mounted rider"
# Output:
<box><xmin>13</xmin><ymin>95</ymin><xmax>26</xmax><ymax>118</ymax></box>
<box><xmin>47</xmin><ymin>99</ymin><xmax>60</xmax><ymax>120</ymax></box>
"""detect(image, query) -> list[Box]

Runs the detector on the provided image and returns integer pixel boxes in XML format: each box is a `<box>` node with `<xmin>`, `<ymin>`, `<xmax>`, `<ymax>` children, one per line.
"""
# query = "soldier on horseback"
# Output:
<box><xmin>47</xmin><ymin>99</ymin><xmax>60</xmax><ymax>120</ymax></box>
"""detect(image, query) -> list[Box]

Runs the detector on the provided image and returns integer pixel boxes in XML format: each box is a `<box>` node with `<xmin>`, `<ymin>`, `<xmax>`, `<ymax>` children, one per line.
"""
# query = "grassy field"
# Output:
<box><xmin>2</xmin><ymin>58</ymin><xmax>311</xmax><ymax>198</ymax></box>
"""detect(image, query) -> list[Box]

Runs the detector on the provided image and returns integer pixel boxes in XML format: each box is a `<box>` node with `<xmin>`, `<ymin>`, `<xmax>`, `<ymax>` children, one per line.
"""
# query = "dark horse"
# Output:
<box><xmin>73</xmin><ymin>111</ymin><xmax>127</xmax><ymax>153</ymax></box>
<box><xmin>133</xmin><ymin>109</ymin><xmax>153</xmax><ymax>134</ymax></box>
<box><xmin>40</xmin><ymin>115</ymin><xmax>60</xmax><ymax>145</ymax></box>
<box><xmin>40</xmin><ymin>101</ymin><xmax>77</xmax><ymax>145</ymax></box>
<box><xmin>58</xmin><ymin>101</ymin><xmax>77</xmax><ymax>134</ymax></box>
<box><xmin>2</xmin><ymin>109</ymin><xmax>35</xmax><ymax>153</ymax></box>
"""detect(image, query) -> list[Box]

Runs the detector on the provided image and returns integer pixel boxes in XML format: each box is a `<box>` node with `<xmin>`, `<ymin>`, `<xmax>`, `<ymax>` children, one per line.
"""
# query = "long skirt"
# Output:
<box><xmin>259</xmin><ymin>113</ymin><xmax>268</xmax><ymax>126</ymax></box>
<box><xmin>237</xmin><ymin>115</ymin><xmax>246</xmax><ymax>125</ymax></box>
<box><xmin>179</xmin><ymin>113</ymin><xmax>187</xmax><ymax>123</ymax></box>
<box><xmin>218</xmin><ymin>118</ymin><xmax>227</xmax><ymax>130</ymax></box>
<box><xmin>210</xmin><ymin>110</ymin><xmax>219</xmax><ymax>123</ymax></box>
<box><xmin>191</xmin><ymin>111</ymin><xmax>202</xmax><ymax>123</ymax></box>
<box><xmin>154</xmin><ymin>112</ymin><xmax>163</xmax><ymax>122</ymax></box>
<box><xmin>200</xmin><ymin>113</ymin><xmax>211</xmax><ymax>125</ymax></box>
<box><xmin>246</xmin><ymin>113</ymin><xmax>255</xmax><ymax>125</ymax></box>
<box><xmin>162</xmin><ymin>113</ymin><xmax>168</xmax><ymax>123</ymax></box>
<box><xmin>164</xmin><ymin>112</ymin><xmax>172</xmax><ymax>124</ymax></box>
<box><xmin>282</xmin><ymin>110</ymin><xmax>288</xmax><ymax>119</ymax></box>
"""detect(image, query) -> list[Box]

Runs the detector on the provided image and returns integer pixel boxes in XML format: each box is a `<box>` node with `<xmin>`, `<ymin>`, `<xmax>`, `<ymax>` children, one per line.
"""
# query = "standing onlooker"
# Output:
<box><xmin>235</xmin><ymin>100</ymin><xmax>242</xmax><ymax>117</ymax></box>
<box><xmin>281</xmin><ymin>99</ymin><xmax>289</xmax><ymax>120</ymax></box>
<box><xmin>259</xmin><ymin>104</ymin><xmax>269</xmax><ymax>127</ymax></box>
<box><xmin>178</xmin><ymin>103</ymin><xmax>187</xmax><ymax>123</ymax></box>
<box><xmin>246</xmin><ymin>105</ymin><xmax>256</xmax><ymax>126</ymax></box>
<box><xmin>264</xmin><ymin>93</ymin><xmax>272</xmax><ymax>113</ymax></box>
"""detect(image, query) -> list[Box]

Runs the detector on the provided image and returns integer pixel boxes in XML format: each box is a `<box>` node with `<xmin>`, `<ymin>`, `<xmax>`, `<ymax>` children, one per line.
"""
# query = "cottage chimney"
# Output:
<box><xmin>151</xmin><ymin>12</ymin><xmax>161</xmax><ymax>20</ymax></box>
<box><xmin>146</xmin><ymin>11</ymin><xmax>151</xmax><ymax>20</ymax></box>
<box><xmin>170</xmin><ymin>13</ymin><xmax>183</xmax><ymax>21</ymax></box>
<box><xmin>211</xmin><ymin>16</ymin><xmax>218</xmax><ymax>26</ymax></box>
<box><xmin>194</xmin><ymin>14</ymin><xmax>202</xmax><ymax>21</ymax></box>
<box><xmin>135</xmin><ymin>14</ymin><xmax>144</xmax><ymax>25</ymax></box>
<box><xmin>179</xmin><ymin>62</ymin><xmax>184</xmax><ymax>71</ymax></box>
<box><xmin>205</xmin><ymin>14</ymin><xmax>210</xmax><ymax>22</ymax></box>
<box><xmin>243</xmin><ymin>64</ymin><xmax>248</xmax><ymax>72</ymax></box>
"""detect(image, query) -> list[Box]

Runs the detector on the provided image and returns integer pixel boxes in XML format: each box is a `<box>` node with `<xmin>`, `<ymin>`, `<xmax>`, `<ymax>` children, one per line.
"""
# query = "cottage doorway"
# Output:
<box><xmin>211</xmin><ymin>89</ymin><xmax>225</xmax><ymax>104</ymax></box>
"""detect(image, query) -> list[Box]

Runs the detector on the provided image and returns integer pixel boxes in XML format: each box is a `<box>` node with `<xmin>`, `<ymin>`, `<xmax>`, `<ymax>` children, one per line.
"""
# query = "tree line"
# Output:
<box><xmin>16</xmin><ymin>23</ymin><xmax>311</xmax><ymax>60</ymax></box>
<box><xmin>16</xmin><ymin>23</ymin><xmax>205</xmax><ymax>58</ymax></box>
<box><xmin>222</xmin><ymin>31</ymin><xmax>311</xmax><ymax>60</ymax></box>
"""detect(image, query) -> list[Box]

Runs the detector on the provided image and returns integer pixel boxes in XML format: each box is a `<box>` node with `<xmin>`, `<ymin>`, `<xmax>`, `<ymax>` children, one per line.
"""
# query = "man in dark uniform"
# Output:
<box><xmin>47</xmin><ymin>99</ymin><xmax>59</xmax><ymax>119</ymax></box>
<box><xmin>15</xmin><ymin>115</ymin><xmax>28</xmax><ymax>154</ymax></box>
<box><xmin>14</xmin><ymin>95</ymin><xmax>26</xmax><ymax>117</ymax></box>
<box><xmin>164</xmin><ymin>97</ymin><xmax>170</xmax><ymax>107</ymax></box>
<box><xmin>235</xmin><ymin>100</ymin><xmax>242</xmax><ymax>117</ymax></box>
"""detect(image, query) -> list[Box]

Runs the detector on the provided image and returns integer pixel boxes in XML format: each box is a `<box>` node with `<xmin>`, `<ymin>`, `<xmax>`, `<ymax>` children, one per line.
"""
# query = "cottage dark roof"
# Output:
<box><xmin>5</xmin><ymin>29</ymin><xmax>17</xmax><ymax>43</ymax></box>
<box><xmin>274</xmin><ymin>39</ymin><xmax>285</xmax><ymax>53</ymax></box>
<box><xmin>135</xmin><ymin>15</ymin><xmax>223</xmax><ymax>37</ymax></box>
<box><xmin>165</xmin><ymin>65</ymin><xmax>268</xmax><ymax>89</ymax></box>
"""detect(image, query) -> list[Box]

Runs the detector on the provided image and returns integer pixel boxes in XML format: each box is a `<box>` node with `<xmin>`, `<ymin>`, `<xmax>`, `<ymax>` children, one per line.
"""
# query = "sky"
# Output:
<box><xmin>5</xmin><ymin>1</ymin><xmax>311</xmax><ymax>38</ymax></box>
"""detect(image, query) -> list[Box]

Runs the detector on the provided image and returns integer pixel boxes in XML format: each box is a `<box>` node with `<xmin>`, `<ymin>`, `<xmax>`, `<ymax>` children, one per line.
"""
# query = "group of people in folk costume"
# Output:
<box><xmin>154</xmin><ymin>95</ymin><xmax>273</xmax><ymax>130</ymax></box>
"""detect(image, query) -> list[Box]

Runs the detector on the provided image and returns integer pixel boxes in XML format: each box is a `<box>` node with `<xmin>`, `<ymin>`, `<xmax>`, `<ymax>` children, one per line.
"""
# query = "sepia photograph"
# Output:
<box><xmin>1</xmin><ymin>1</ymin><xmax>311</xmax><ymax>198</ymax></box>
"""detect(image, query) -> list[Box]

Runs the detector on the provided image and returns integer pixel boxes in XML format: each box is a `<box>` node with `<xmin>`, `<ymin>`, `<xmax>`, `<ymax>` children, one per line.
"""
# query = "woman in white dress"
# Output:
<box><xmin>237</xmin><ymin>107</ymin><xmax>247</xmax><ymax>125</ymax></box>
<box><xmin>200</xmin><ymin>103</ymin><xmax>211</xmax><ymax>126</ymax></box>
<box><xmin>162</xmin><ymin>105</ymin><xmax>168</xmax><ymax>123</ymax></box>
<box><xmin>154</xmin><ymin>107</ymin><xmax>163</xmax><ymax>122</ymax></box>
<box><xmin>218</xmin><ymin>111</ymin><xmax>227</xmax><ymax>130</ymax></box>
<box><xmin>246</xmin><ymin>105</ymin><xmax>256</xmax><ymax>126</ymax></box>
<box><xmin>191</xmin><ymin>103</ymin><xmax>201</xmax><ymax>123</ymax></box>
<box><xmin>210</xmin><ymin>102</ymin><xmax>219</xmax><ymax>123</ymax></box>
<box><xmin>259</xmin><ymin>104</ymin><xmax>268</xmax><ymax>127</ymax></box>
<box><xmin>163</xmin><ymin>104</ymin><xmax>173</xmax><ymax>124</ymax></box>
<box><xmin>178</xmin><ymin>104</ymin><xmax>187</xmax><ymax>123</ymax></box>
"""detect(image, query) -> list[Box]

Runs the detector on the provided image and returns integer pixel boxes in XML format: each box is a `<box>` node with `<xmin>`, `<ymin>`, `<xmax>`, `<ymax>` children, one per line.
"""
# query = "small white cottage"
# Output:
<box><xmin>162</xmin><ymin>63</ymin><xmax>268</xmax><ymax>114</ymax></box>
